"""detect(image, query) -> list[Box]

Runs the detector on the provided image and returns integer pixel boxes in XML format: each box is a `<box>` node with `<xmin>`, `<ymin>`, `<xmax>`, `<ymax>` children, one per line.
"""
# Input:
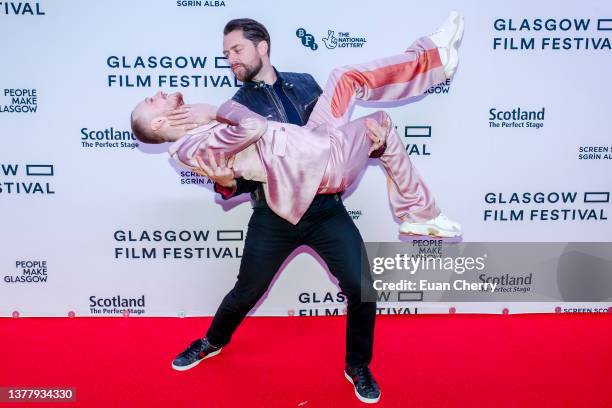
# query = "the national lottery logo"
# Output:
<box><xmin>347</xmin><ymin>208</ymin><xmax>363</xmax><ymax>221</ymax></box>
<box><xmin>1</xmin><ymin>1</ymin><xmax>45</xmax><ymax>15</ymax></box>
<box><xmin>0</xmin><ymin>88</ymin><xmax>38</xmax><ymax>114</ymax></box>
<box><xmin>321</xmin><ymin>30</ymin><xmax>367</xmax><ymax>49</ymax></box>
<box><xmin>295</xmin><ymin>28</ymin><xmax>367</xmax><ymax>51</ymax></box>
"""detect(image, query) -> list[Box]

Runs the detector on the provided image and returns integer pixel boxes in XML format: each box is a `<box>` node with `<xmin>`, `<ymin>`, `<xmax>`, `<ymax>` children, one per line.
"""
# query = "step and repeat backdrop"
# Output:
<box><xmin>1</xmin><ymin>0</ymin><xmax>611</xmax><ymax>317</ymax></box>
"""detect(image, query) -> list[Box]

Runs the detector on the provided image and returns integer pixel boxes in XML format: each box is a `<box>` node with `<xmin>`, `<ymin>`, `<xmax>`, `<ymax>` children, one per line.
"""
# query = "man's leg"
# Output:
<box><xmin>306</xmin><ymin>36</ymin><xmax>447</xmax><ymax>130</ymax></box>
<box><xmin>300</xmin><ymin>200</ymin><xmax>376</xmax><ymax>348</ymax></box>
<box><xmin>322</xmin><ymin>111</ymin><xmax>440</xmax><ymax>223</ymax></box>
<box><xmin>328</xmin><ymin>110</ymin><xmax>460</xmax><ymax>236</ymax></box>
<box><xmin>172</xmin><ymin>207</ymin><xmax>301</xmax><ymax>371</ymax></box>
<box><xmin>206</xmin><ymin>208</ymin><xmax>300</xmax><ymax>346</ymax></box>
<box><xmin>300</xmin><ymin>199</ymin><xmax>380</xmax><ymax>402</ymax></box>
<box><xmin>368</xmin><ymin>111</ymin><xmax>441</xmax><ymax>223</ymax></box>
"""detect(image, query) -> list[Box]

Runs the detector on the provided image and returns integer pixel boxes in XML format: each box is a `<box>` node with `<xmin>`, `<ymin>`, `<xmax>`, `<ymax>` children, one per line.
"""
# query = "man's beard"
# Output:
<box><xmin>233</xmin><ymin>58</ymin><xmax>263</xmax><ymax>83</ymax></box>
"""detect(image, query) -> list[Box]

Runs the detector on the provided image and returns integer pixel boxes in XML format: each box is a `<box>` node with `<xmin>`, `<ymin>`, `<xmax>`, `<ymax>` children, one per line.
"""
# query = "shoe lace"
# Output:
<box><xmin>180</xmin><ymin>340</ymin><xmax>203</xmax><ymax>359</ymax></box>
<box><xmin>354</xmin><ymin>366</ymin><xmax>377</xmax><ymax>392</ymax></box>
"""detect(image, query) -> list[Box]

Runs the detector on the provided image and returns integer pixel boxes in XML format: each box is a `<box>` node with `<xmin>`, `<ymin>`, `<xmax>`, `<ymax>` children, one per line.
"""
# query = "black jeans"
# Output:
<box><xmin>206</xmin><ymin>193</ymin><xmax>376</xmax><ymax>367</ymax></box>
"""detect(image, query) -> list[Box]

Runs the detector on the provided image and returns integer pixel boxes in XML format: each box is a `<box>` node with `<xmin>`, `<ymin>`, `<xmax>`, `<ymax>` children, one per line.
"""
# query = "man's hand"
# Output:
<box><xmin>191</xmin><ymin>149</ymin><xmax>237</xmax><ymax>188</ymax></box>
<box><xmin>366</xmin><ymin>116</ymin><xmax>390</xmax><ymax>155</ymax></box>
<box><xmin>167</xmin><ymin>103</ymin><xmax>218</xmax><ymax>131</ymax></box>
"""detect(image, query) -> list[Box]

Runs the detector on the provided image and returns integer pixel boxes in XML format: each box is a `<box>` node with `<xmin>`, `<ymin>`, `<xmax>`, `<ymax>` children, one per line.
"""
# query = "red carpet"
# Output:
<box><xmin>1</xmin><ymin>314</ymin><xmax>611</xmax><ymax>407</ymax></box>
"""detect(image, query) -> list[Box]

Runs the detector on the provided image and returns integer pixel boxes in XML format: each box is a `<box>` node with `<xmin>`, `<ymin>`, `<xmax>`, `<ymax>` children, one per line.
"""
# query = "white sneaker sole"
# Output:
<box><xmin>344</xmin><ymin>371</ymin><xmax>381</xmax><ymax>404</ymax></box>
<box><xmin>399</xmin><ymin>223</ymin><xmax>462</xmax><ymax>238</ymax></box>
<box><xmin>171</xmin><ymin>348</ymin><xmax>222</xmax><ymax>372</ymax></box>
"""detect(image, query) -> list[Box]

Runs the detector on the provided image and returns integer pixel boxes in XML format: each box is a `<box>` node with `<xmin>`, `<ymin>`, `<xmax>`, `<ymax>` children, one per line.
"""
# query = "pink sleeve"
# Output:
<box><xmin>207</xmin><ymin>100</ymin><xmax>268</xmax><ymax>155</ymax></box>
<box><xmin>170</xmin><ymin>102</ymin><xmax>268</xmax><ymax>167</ymax></box>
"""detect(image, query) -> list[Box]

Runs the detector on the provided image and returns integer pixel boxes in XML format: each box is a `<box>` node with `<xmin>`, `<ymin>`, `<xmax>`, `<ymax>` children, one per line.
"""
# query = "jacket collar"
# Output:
<box><xmin>243</xmin><ymin>67</ymin><xmax>294</xmax><ymax>90</ymax></box>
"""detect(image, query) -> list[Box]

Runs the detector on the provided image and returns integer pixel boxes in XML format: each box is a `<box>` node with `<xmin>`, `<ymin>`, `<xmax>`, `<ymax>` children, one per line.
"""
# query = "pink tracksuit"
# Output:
<box><xmin>169</xmin><ymin>37</ymin><xmax>445</xmax><ymax>225</ymax></box>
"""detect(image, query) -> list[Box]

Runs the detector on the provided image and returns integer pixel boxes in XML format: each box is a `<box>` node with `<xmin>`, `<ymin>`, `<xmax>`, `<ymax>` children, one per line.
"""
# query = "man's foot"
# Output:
<box><xmin>171</xmin><ymin>338</ymin><xmax>222</xmax><ymax>371</ymax></box>
<box><xmin>399</xmin><ymin>213</ymin><xmax>462</xmax><ymax>238</ymax></box>
<box><xmin>428</xmin><ymin>11</ymin><xmax>465</xmax><ymax>78</ymax></box>
<box><xmin>344</xmin><ymin>365</ymin><xmax>381</xmax><ymax>404</ymax></box>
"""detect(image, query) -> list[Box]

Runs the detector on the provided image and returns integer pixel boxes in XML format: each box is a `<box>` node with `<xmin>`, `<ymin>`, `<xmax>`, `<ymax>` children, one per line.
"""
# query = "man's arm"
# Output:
<box><xmin>170</xmin><ymin>102</ymin><xmax>267</xmax><ymax>169</ymax></box>
<box><xmin>166</xmin><ymin>101</ymin><xmax>266</xmax><ymax>200</ymax></box>
<box><xmin>214</xmin><ymin>178</ymin><xmax>259</xmax><ymax>200</ymax></box>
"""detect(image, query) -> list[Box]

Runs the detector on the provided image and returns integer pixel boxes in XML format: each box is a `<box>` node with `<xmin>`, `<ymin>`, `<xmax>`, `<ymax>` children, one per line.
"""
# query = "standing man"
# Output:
<box><xmin>168</xmin><ymin>15</ymin><xmax>463</xmax><ymax>403</ymax></box>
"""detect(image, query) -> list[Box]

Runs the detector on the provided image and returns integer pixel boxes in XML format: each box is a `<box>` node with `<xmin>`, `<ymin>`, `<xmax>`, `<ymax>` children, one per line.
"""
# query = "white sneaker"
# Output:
<box><xmin>399</xmin><ymin>213</ymin><xmax>462</xmax><ymax>238</ymax></box>
<box><xmin>428</xmin><ymin>11</ymin><xmax>465</xmax><ymax>78</ymax></box>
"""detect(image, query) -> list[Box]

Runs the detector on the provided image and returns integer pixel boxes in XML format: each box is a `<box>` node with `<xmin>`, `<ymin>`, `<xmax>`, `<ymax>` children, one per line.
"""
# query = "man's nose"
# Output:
<box><xmin>228</xmin><ymin>55</ymin><xmax>239</xmax><ymax>65</ymax></box>
<box><xmin>154</xmin><ymin>91</ymin><xmax>162</xmax><ymax>98</ymax></box>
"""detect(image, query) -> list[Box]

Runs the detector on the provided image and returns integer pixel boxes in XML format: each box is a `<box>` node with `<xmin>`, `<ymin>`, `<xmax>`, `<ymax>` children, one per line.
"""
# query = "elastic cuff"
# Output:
<box><xmin>369</xmin><ymin>142</ymin><xmax>387</xmax><ymax>158</ymax></box>
<box><xmin>214</xmin><ymin>182</ymin><xmax>237</xmax><ymax>200</ymax></box>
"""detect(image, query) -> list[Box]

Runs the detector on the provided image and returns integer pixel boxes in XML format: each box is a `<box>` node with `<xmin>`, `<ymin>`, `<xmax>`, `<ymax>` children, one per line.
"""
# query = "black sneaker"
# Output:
<box><xmin>172</xmin><ymin>338</ymin><xmax>222</xmax><ymax>371</ymax></box>
<box><xmin>344</xmin><ymin>365</ymin><xmax>381</xmax><ymax>404</ymax></box>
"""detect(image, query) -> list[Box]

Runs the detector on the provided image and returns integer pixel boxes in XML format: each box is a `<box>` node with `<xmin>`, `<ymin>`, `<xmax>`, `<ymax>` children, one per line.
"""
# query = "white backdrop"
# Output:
<box><xmin>1</xmin><ymin>0</ymin><xmax>611</xmax><ymax>317</ymax></box>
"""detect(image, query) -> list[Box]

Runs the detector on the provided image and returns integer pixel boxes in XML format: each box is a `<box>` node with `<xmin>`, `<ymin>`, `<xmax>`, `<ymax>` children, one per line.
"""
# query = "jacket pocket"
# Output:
<box><xmin>303</xmin><ymin>95</ymin><xmax>319</xmax><ymax>112</ymax></box>
<box><xmin>272</xmin><ymin>129</ymin><xmax>287</xmax><ymax>157</ymax></box>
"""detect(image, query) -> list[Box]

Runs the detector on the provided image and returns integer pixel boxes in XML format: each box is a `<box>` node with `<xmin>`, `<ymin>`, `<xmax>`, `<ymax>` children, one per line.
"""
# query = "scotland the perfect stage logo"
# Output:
<box><xmin>89</xmin><ymin>295</ymin><xmax>146</xmax><ymax>316</ymax></box>
<box><xmin>488</xmin><ymin>107</ymin><xmax>545</xmax><ymax>130</ymax></box>
<box><xmin>80</xmin><ymin>127</ymin><xmax>138</xmax><ymax>150</ymax></box>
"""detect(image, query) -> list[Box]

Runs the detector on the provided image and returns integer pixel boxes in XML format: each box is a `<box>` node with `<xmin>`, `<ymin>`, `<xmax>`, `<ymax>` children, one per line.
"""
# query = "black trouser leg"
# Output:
<box><xmin>300</xmin><ymin>201</ymin><xmax>376</xmax><ymax>367</ymax></box>
<box><xmin>206</xmin><ymin>208</ymin><xmax>300</xmax><ymax>346</ymax></box>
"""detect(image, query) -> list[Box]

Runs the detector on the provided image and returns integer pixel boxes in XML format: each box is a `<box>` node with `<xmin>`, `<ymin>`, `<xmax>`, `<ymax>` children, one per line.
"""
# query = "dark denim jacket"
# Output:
<box><xmin>215</xmin><ymin>69</ymin><xmax>322</xmax><ymax>200</ymax></box>
<box><xmin>214</xmin><ymin>68</ymin><xmax>386</xmax><ymax>200</ymax></box>
<box><xmin>233</xmin><ymin>70</ymin><xmax>322</xmax><ymax>125</ymax></box>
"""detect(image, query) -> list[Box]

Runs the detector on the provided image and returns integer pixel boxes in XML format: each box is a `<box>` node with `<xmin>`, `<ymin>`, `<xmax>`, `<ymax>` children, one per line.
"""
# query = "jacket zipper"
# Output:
<box><xmin>264</xmin><ymin>86</ymin><xmax>289</xmax><ymax>123</ymax></box>
<box><xmin>283</xmin><ymin>87</ymin><xmax>305</xmax><ymax>125</ymax></box>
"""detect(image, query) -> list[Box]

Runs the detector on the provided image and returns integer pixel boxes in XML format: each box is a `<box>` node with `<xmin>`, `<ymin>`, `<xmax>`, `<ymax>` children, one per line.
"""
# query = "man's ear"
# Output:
<box><xmin>150</xmin><ymin>116</ymin><xmax>166</xmax><ymax>131</ymax></box>
<box><xmin>257</xmin><ymin>40</ymin><xmax>269</xmax><ymax>57</ymax></box>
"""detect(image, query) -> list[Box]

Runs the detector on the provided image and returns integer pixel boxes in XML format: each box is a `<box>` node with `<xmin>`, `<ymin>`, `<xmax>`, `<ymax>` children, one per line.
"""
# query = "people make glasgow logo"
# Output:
<box><xmin>0</xmin><ymin>89</ymin><xmax>37</xmax><ymax>114</ymax></box>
